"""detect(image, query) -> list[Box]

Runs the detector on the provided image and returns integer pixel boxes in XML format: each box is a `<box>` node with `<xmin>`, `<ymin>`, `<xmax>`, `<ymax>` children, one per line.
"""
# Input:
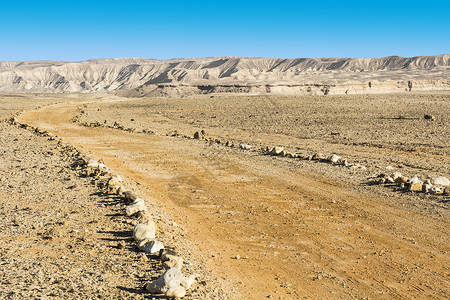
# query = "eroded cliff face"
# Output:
<box><xmin>0</xmin><ymin>55</ymin><xmax>449</xmax><ymax>96</ymax></box>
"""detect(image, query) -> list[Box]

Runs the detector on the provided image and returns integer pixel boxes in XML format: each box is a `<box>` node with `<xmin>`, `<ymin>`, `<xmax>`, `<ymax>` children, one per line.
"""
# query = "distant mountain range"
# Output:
<box><xmin>0</xmin><ymin>55</ymin><xmax>449</xmax><ymax>96</ymax></box>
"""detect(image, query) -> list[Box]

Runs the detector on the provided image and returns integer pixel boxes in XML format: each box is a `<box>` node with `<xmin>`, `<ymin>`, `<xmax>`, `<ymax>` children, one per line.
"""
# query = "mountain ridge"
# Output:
<box><xmin>0</xmin><ymin>55</ymin><xmax>449</xmax><ymax>95</ymax></box>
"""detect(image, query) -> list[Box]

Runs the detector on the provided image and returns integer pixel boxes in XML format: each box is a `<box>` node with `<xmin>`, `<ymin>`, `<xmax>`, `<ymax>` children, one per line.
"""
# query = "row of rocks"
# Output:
<box><xmin>193</xmin><ymin>130</ymin><xmax>369</xmax><ymax>170</ymax></box>
<box><xmin>79</xmin><ymin>119</ymin><xmax>140</xmax><ymax>133</ymax></box>
<box><xmin>81</xmin><ymin>158</ymin><xmax>196</xmax><ymax>298</ymax></box>
<box><xmin>374</xmin><ymin>170</ymin><xmax>450</xmax><ymax>195</ymax></box>
<box><xmin>70</xmin><ymin>118</ymin><xmax>448</xmax><ymax>201</ymax></box>
<box><xmin>11</xmin><ymin>115</ymin><xmax>199</xmax><ymax>298</ymax></box>
<box><xmin>192</xmin><ymin>135</ymin><xmax>450</xmax><ymax>198</ymax></box>
<box><xmin>74</xmin><ymin>107</ymin><xmax>143</xmax><ymax>134</ymax></box>
<box><xmin>192</xmin><ymin>132</ymin><xmax>450</xmax><ymax>199</ymax></box>
<box><xmin>263</xmin><ymin>146</ymin><xmax>369</xmax><ymax>170</ymax></box>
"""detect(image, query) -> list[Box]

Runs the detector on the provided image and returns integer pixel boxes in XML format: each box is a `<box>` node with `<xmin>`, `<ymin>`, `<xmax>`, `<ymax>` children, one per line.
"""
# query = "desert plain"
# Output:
<box><xmin>0</xmin><ymin>56</ymin><xmax>449</xmax><ymax>299</ymax></box>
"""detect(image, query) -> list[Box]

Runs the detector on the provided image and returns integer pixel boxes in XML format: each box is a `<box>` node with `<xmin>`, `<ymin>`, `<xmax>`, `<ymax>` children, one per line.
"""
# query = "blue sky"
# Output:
<box><xmin>0</xmin><ymin>0</ymin><xmax>448</xmax><ymax>61</ymax></box>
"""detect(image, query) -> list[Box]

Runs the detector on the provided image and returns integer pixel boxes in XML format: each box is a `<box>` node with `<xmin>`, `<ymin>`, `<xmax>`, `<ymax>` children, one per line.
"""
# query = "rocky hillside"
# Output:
<box><xmin>0</xmin><ymin>55</ymin><xmax>449</xmax><ymax>96</ymax></box>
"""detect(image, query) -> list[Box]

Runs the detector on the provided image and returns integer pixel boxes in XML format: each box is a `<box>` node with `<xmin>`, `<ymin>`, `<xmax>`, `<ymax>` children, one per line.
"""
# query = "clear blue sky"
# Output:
<box><xmin>0</xmin><ymin>0</ymin><xmax>448</xmax><ymax>61</ymax></box>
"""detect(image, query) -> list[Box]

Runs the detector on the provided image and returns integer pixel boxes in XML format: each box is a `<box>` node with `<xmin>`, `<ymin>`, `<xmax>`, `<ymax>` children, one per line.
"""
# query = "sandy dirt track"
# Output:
<box><xmin>18</xmin><ymin>97</ymin><xmax>449</xmax><ymax>299</ymax></box>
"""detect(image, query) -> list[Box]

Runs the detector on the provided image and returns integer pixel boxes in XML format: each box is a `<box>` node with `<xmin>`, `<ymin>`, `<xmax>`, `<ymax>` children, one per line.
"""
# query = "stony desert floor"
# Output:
<box><xmin>1</xmin><ymin>92</ymin><xmax>449</xmax><ymax>299</ymax></box>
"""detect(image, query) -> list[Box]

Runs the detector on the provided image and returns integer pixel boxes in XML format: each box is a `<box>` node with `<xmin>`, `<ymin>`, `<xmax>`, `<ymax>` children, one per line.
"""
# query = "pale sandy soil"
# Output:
<box><xmin>1</xmin><ymin>92</ymin><xmax>449</xmax><ymax>299</ymax></box>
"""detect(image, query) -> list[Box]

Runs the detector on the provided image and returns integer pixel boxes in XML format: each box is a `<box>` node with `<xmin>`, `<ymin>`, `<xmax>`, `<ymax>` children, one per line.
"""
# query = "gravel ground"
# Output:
<box><xmin>18</xmin><ymin>95</ymin><xmax>450</xmax><ymax>299</ymax></box>
<box><xmin>0</xmin><ymin>95</ymin><xmax>234</xmax><ymax>299</ymax></box>
<box><xmin>77</xmin><ymin>93</ymin><xmax>450</xmax><ymax>217</ymax></box>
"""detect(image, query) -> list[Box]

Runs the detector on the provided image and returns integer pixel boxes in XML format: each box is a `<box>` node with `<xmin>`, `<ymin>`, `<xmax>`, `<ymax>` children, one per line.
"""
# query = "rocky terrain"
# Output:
<box><xmin>75</xmin><ymin>93</ymin><xmax>450</xmax><ymax>208</ymax></box>
<box><xmin>0</xmin><ymin>96</ymin><xmax>234</xmax><ymax>299</ymax></box>
<box><xmin>0</xmin><ymin>55</ymin><xmax>449</xmax><ymax>96</ymax></box>
<box><xmin>7</xmin><ymin>92</ymin><xmax>448</xmax><ymax>299</ymax></box>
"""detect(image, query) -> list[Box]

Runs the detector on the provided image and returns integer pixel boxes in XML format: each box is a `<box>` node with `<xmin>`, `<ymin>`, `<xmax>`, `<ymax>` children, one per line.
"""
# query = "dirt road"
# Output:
<box><xmin>19</xmin><ymin>100</ymin><xmax>449</xmax><ymax>299</ymax></box>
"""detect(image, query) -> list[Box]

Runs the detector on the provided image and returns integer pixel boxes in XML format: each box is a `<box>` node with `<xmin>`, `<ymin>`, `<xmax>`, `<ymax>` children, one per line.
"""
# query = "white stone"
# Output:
<box><xmin>430</xmin><ymin>186</ymin><xmax>442</xmax><ymax>194</ymax></box>
<box><xmin>269</xmin><ymin>146</ymin><xmax>284</xmax><ymax>156</ymax></box>
<box><xmin>239</xmin><ymin>144</ymin><xmax>252</xmax><ymax>150</ymax></box>
<box><xmin>391</xmin><ymin>172</ymin><xmax>402</xmax><ymax>181</ymax></box>
<box><xmin>146</xmin><ymin>268</ymin><xmax>195</xmax><ymax>296</ymax></box>
<box><xmin>327</xmin><ymin>154</ymin><xmax>341</xmax><ymax>164</ymax></box>
<box><xmin>422</xmin><ymin>183</ymin><xmax>433</xmax><ymax>193</ymax></box>
<box><xmin>138</xmin><ymin>239</ymin><xmax>164</xmax><ymax>254</ymax></box>
<box><xmin>87</xmin><ymin>160</ymin><xmax>99</xmax><ymax>168</ymax></box>
<box><xmin>408</xmin><ymin>176</ymin><xmax>421</xmax><ymax>185</ymax></box>
<box><xmin>125</xmin><ymin>198</ymin><xmax>147</xmax><ymax>216</ymax></box>
<box><xmin>431</xmin><ymin>176</ymin><xmax>450</xmax><ymax>187</ymax></box>
<box><xmin>386</xmin><ymin>177</ymin><xmax>394</xmax><ymax>183</ymax></box>
<box><xmin>133</xmin><ymin>223</ymin><xmax>156</xmax><ymax>241</ymax></box>
<box><xmin>385</xmin><ymin>165</ymin><xmax>394</xmax><ymax>170</ymax></box>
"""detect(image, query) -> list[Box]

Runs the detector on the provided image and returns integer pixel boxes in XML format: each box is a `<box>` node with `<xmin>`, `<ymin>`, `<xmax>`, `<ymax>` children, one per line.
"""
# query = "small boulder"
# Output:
<box><xmin>395</xmin><ymin>176</ymin><xmax>408</xmax><ymax>184</ymax></box>
<box><xmin>408</xmin><ymin>176</ymin><xmax>421</xmax><ymax>185</ymax></box>
<box><xmin>408</xmin><ymin>177</ymin><xmax>423</xmax><ymax>192</ymax></box>
<box><xmin>424</xmin><ymin>114</ymin><xmax>435</xmax><ymax>120</ymax></box>
<box><xmin>430</xmin><ymin>186</ymin><xmax>442</xmax><ymax>194</ymax></box>
<box><xmin>193</xmin><ymin>131</ymin><xmax>205</xmax><ymax>140</ymax></box>
<box><xmin>312</xmin><ymin>153</ymin><xmax>325</xmax><ymax>161</ymax></box>
<box><xmin>145</xmin><ymin>268</ymin><xmax>195</xmax><ymax>296</ymax></box>
<box><xmin>160</xmin><ymin>249</ymin><xmax>184</xmax><ymax>270</ymax></box>
<box><xmin>391</xmin><ymin>172</ymin><xmax>402</xmax><ymax>181</ymax></box>
<box><xmin>422</xmin><ymin>183</ymin><xmax>433</xmax><ymax>193</ymax></box>
<box><xmin>133</xmin><ymin>223</ymin><xmax>156</xmax><ymax>241</ymax></box>
<box><xmin>386</xmin><ymin>177</ymin><xmax>394</xmax><ymax>184</ymax></box>
<box><xmin>125</xmin><ymin>199</ymin><xmax>147</xmax><ymax>216</ymax></box>
<box><xmin>327</xmin><ymin>154</ymin><xmax>341</xmax><ymax>164</ymax></box>
<box><xmin>409</xmin><ymin>182</ymin><xmax>423</xmax><ymax>192</ymax></box>
<box><xmin>123</xmin><ymin>190</ymin><xmax>138</xmax><ymax>204</ymax></box>
<box><xmin>269</xmin><ymin>146</ymin><xmax>284</xmax><ymax>156</ymax></box>
<box><xmin>138</xmin><ymin>239</ymin><xmax>164</xmax><ymax>254</ymax></box>
<box><xmin>239</xmin><ymin>144</ymin><xmax>252</xmax><ymax>150</ymax></box>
